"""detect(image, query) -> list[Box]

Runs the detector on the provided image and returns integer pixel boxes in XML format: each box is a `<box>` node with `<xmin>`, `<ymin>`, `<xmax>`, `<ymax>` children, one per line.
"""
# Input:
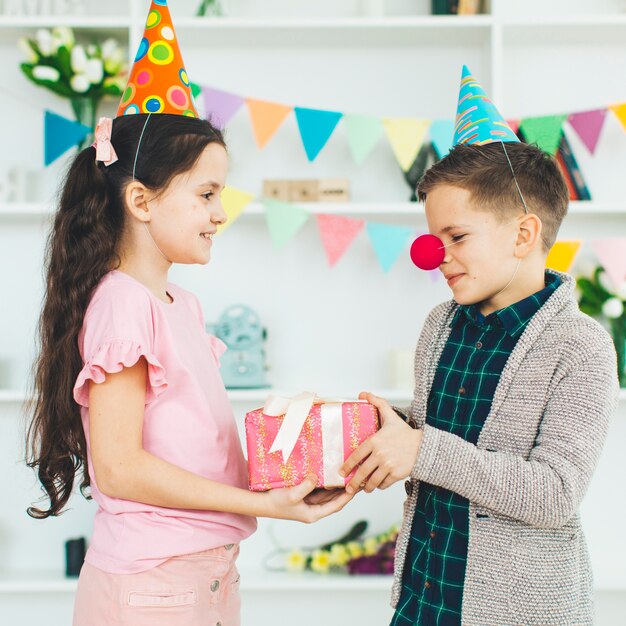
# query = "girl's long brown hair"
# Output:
<box><xmin>26</xmin><ymin>113</ymin><xmax>225</xmax><ymax>518</ymax></box>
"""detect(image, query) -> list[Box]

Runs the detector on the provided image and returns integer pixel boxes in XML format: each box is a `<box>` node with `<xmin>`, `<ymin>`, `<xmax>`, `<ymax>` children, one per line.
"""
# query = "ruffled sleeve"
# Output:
<box><xmin>73</xmin><ymin>339</ymin><xmax>168</xmax><ymax>408</ymax></box>
<box><xmin>207</xmin><ymin>335</ymin><xmax>227</xmax><ymax>368</ymax></box>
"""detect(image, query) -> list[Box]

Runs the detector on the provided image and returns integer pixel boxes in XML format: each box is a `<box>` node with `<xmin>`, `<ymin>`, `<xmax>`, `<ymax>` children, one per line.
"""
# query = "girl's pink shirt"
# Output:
<box><xmin>73</xmin><ymin>270</ymin><xmax>257</xmax><ymax>574</ymax></box>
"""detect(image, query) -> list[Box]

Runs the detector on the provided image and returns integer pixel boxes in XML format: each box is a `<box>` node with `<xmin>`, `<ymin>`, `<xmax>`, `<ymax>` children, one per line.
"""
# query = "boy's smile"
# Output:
<box><xmin>424</xmin><ymin>184</ymin><xmax>545</xmax><ymax>316</ymax></box>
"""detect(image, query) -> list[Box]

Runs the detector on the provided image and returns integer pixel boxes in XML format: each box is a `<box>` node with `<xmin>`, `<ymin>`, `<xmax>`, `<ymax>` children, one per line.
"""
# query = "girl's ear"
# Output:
<box><xmin>124</xmin><ymin>181</ymin><xmax>151</xmax><ymax>223</ymax></box>
<box><xmin>515</xmin><ymin>213</ymin><xmax>543</xmax><ymax>258</ymax></box>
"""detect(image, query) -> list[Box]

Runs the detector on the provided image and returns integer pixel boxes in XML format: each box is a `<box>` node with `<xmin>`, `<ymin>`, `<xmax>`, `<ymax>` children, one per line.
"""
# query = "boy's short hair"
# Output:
<box><xmin>417</xmin><ymin>142</ymin><xmax>569</xmax><ymax>251</ymax></box>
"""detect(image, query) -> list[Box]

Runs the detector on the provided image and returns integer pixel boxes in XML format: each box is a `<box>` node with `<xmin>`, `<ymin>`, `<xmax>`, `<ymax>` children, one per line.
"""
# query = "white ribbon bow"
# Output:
<box><xmin>265</xmin><ymin>392</ymin><xmax>365</xmax><ymax>479</ymax></box>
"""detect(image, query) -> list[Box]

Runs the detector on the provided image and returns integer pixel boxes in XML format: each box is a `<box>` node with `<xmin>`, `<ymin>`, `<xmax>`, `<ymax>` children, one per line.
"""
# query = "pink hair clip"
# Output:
<box><xmin>92</xmin><ymin>117</ymin><xmax>118</xmax><ymax>167</ymax></box>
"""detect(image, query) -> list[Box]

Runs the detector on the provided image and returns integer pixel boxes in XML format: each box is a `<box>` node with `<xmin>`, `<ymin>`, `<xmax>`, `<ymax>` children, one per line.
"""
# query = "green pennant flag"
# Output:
<box><xmin>518</xmin><ymin>114</ymin><xmax>567</xmax><ymax>155</ymax></box>
<box><xmin>343</xmin><ymin>113</ymin><xmax>384</xmax><ymax>165</ymax></box>
<box><xmin>262</xmin><ymin>198</ymin><xmax>311</xmax><ymax>250</ymax></box>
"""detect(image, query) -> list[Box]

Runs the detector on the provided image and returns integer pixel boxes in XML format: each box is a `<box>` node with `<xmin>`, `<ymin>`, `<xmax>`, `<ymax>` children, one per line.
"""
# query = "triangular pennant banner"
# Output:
<box><xmin>316</xmin><ymin>214</ymin><xmax>364</xmax><ymax>267</ymax></box>
<box><xmin>383</xmin><ymin>118</ymin><xmax>431</xmax><ymax>171</ymax></box>
<box><xmin>262</xmin><ymin>198</ymin><xmax>311</xmax><ymax>250</ymax></box>
<box><xmin>429</xmin><ymin>120</ymin><xmax>455</xmax><ymax>159</ymax></box>
<box><xmin>217</xmin><ymin>187</ymin><xmax>254</xmax><ymax>234</ymax></box>
<box><xmin>518</xmin><ymin>114</ymin><xmax>568</xmax><ymax>155</ymax></box>
<box><xmin>590</xmin><ymin>238</ymin><xmax>626</xmax><ymax>289</ymax></box>
<box><xmin>366</xmin><ymin>223</ymin><xmax>415</xmax><ymax>273</ymax></box>
<box><xmin>608</xmin><ymin>103</ymin><xmax>626</xmax><ymax>132</ymax></box>
<box><xmin>294</xmin><ymin>107</ymin><xmax>343</xmax><ymax>161</ymax></box>
<box><xmin>202</xmin><ymin>87</ymin><xmax>244</xmax><ymax>129</ymax></box>
<box><xmin>343</xmin><ymin>114</ymin><xmax>384</xmax><ymax>165</ymax></box>
<box><xmin>44</xmin><ymin>110</ymin><xmax>91</xmax><ymax>166</ymax></box>
<box><xmin>546</xmin><ymin>240</ymin><xmax>582</xmax><ymax>273</ymax></box>
<box><xmin>507</xmin><ymin>119</ymin><xmax>521</xmax><ymax>136</ymax></box>
<box><xmin>568</xmin><ymin>109</ymin><xmax>607</xmax><ymax>154</ymax></box>
<box><xmin>246</xmin><ymin>98</ymin><xmax>292</xmax><ymax>149</ymax></box>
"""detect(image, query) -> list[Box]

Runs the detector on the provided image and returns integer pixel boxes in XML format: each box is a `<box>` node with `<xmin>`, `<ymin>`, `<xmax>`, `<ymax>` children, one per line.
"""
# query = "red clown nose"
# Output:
<box><xmin>410</xmin><ymin>234</ymin><xmax>445</xmax><ymax>270</ymax></box>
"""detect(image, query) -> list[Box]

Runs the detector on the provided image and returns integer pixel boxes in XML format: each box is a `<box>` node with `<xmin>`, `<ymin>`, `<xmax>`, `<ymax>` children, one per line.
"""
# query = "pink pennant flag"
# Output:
<box><xmin>316</xmin><ymin>214</ymin><xmax>365</xmax><ymax>267</ymax></box>
<box><xmin>568</xmin><ymin>109</ymin><xmax>607</xmax><ymax>154</ymax></box>
<box><xmin>202</xmin><ymin>87</ymin><xmax>244</xmax><ymax>129</ymax></box>
<box><xmin>506</xmin><ymin>119</ymin><xmax>521</xmax><ymax>136</ymax></box>
<box><xmin>590</xmin><ymin>238</ymin><xmax>626</xmax><ymax>290</ymax></box>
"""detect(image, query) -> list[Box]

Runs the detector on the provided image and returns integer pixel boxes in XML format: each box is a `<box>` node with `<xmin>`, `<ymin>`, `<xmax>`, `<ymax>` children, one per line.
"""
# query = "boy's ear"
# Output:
<box><xmin>516</xmin><ymin>213</ymin><xmax>543</xmax><ymax>258</ymax></box>
<box><xmin>124</xmin><ymin>181</ymin><xmax>151</xmax><ymax>223</ymax></box>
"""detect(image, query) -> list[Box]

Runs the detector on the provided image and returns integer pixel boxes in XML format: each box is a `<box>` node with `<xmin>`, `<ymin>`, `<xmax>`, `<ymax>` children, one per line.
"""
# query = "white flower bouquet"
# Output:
<box><xmin>576</xmin><ymin>266</ymin><xmax>626</xmax><ymax>387</ymax></box>
<box><xmin>19</xmin><ymin>27</ymin><xmax>127</xmax><ymax>137</ymax></box>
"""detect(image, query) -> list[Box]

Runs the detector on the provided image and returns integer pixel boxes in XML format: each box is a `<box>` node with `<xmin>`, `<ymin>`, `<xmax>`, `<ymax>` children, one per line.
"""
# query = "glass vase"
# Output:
<box><xmin>69</xmin><ymin>96</ymin><xmax>98</xmax><ymax>150</ymax></box>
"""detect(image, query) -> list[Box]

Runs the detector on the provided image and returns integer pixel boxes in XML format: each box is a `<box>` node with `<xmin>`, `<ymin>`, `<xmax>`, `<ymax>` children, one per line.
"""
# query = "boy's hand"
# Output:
<box><xmin>340</xmin><ymin>392</ymin><xmax>423</xmax><ymax>494</ymax></box>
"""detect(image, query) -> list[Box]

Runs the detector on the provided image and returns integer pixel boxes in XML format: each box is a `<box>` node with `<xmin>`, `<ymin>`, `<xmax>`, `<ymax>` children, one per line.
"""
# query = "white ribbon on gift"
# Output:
<box><xmin>264</xmin><ymin>392</ymin><xmax>365</xmax><ymax>485</ymax></box>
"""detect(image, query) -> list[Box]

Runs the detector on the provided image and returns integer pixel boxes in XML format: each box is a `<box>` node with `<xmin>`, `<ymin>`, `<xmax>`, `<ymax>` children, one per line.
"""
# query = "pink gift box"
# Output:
<box><xmin>245</xmin><ymin>398</ymin><xmax>379</xmax><ymax>491</ymax></box>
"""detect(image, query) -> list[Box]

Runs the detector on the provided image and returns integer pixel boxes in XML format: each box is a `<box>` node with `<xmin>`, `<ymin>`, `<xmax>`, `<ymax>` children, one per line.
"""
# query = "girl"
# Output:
<box><xmin>25</xmin><ymin>112</ymin><xmax>352</xmax><ymax>626</ymax></box>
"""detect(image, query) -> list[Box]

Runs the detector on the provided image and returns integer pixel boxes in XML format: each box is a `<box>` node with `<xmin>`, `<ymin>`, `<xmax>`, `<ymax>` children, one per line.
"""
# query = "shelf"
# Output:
<box><xmin>0</xmin><ymin>568</ymin><xmax>393</xmax><ymax>594</ymax></box>
<box><xmin>0</xmin><ymin>566</ymin><xmax>623</xmax><ymax>593</ymax></box>
<box><xmin>174</xmin><ymin>16</ymin><xmax>493</xmax><ymax>47</ymax></box>
<box><xmin>2</xmin><ymin>201</ymin><xmax>625</xmax><ymax>219</ymax></box>
<box><xmin>0</xmin><ymin>16</ymin><xmax>131</xmax><ymax>28</ymax></box>
<box><xmin>3</xmin><ymin>388</ymin><xmax>626</xmax><ymax>406</ymax></box>
<box><xmin>0</xmin><ymin>388</ymin><xmax>414</xmax><ymax>405</ymax></box>
<box><xmin>0</xmin><ymin>16</ymin><xmax>130</xmax><ymax>43</ymax></box>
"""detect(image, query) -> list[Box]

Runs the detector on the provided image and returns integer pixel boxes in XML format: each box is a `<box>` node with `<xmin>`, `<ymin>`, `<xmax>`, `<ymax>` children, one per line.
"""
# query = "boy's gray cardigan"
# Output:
<box><xmin>392</xmin><ymin>270</ymin><xmax>619</xmax><ymax>625</ymax></box>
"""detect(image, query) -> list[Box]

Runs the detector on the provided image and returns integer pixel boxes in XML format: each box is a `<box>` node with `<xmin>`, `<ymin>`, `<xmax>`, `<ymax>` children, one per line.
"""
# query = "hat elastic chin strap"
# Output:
<box><xmin>143</xmin><ymin>221</ymin><xmax>172</xmax><ymax>264</ymax></box>
<box><xmin>133</xmin><ymin>113</ymin><xmax>172</xmax><ymax>264</ymax></box>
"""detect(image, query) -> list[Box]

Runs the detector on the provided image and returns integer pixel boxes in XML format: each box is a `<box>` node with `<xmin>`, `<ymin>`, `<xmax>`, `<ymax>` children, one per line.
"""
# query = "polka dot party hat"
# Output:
<box><xmin>116</xmin><ymin>0</ymin><xmax>198</xmax><ymax>118</ymax></box>
<box><xmin>453</xmin><ymin>65</ymin><xmax>519</xmax><ymax>146</ymax></box>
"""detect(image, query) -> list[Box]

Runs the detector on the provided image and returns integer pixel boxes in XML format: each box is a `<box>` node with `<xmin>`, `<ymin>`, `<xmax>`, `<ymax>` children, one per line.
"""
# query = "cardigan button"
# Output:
<box><xmin>475</xmin><ymin>341</ymin><xmax>483</xmax><ymax>349</ymax></box>
<box><xmin>404</xmin><ymin>480</ymin><xmax>413</xmax><ymax>496</ymax></box>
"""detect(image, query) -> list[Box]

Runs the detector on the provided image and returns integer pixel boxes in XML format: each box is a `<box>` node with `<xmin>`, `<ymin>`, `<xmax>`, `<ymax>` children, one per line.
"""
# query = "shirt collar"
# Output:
<box><xmin>450</xmin><ymin>271</ymin><xmax>562</xmax><ymax>337</ymax></box>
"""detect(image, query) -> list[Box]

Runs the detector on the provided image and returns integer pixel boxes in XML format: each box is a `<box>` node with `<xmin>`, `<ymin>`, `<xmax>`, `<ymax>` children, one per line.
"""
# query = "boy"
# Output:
<box><xmin>340</xmin><ymin>67</ymin><xmax>619</xmax><ymax>625</ymax></box>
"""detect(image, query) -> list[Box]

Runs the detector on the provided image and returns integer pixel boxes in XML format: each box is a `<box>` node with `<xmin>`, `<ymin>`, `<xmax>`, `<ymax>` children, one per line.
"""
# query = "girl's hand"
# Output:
<box><xmin>340</xmin><ymin>392</ymin><xmax>423</xmax><ymax>494</ymax></box>
<box><xmin>304</xmin><ymin>488</ymin><xmax>347</xmax><ymax>505</ymax></box>
<box><xmin>263</xmin><ymin>476</ymin><xmax>354</xmax><ymax>523</ymax></box>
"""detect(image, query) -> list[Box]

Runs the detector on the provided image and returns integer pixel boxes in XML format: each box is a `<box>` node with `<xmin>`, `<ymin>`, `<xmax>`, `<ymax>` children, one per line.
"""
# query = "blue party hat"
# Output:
<box><xmin>453</xmin><ymin>65</ymin><xmax>519</xmax><ymax>146</ymax></box>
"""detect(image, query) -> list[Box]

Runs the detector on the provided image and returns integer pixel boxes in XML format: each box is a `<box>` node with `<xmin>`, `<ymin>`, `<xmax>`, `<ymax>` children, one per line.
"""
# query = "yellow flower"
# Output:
<box><xmin>286</xmin><ymin>550</ymin><xmax>307</xmax><ymax>572</ymax></box>
<box><xmin>310</xmin><ymin>549</ymin><xmax>331</xmax><ymax>574</ymax></box>
<box><xmin>346</xmin><ymin>541</ymin><xmax>363</xmax><ymax>559</ymax></box>
<box><xmin>329</xmin><ymin>543</ymin><xmax>350</xmax><ymax>567</ymax></box>
<box><xmin>364</xmin><ymin>537</ymin><xmax>379</xmax><ymax>556</ymax></box>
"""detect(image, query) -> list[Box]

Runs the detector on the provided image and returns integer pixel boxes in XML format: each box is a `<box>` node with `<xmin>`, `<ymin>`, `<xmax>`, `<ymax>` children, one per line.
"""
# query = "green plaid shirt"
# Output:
<box><xmin>391</xmin><ymin>272</ymin><xmax>561</xmax><ymax>626</ymax></box>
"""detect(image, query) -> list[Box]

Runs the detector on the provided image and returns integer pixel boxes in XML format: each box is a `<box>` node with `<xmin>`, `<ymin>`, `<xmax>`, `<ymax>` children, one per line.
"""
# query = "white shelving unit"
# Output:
<box><xmin>3</xmin><ymin>200</ymin><xmax>626</xmax><ymax>217</ymax></box>
<box><xmin>1</xmin><ymin>1</ymin><xmax>625</xmax><ymax>624</ymax></box>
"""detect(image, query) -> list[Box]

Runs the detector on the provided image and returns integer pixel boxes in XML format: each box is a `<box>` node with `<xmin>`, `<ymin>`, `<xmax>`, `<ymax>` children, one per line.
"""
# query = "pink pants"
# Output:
<box><xmin>73</xmin><ymin>544</ymin><xmax>240</xmax><ymax>626</ymax></box>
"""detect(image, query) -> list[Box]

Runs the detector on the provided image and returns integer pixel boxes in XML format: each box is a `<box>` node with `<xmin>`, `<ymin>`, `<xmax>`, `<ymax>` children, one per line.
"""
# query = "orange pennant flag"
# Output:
<box><xmin>546</xmin><ymin>240</ymin><xmax>582</xmax><ymax>273</ymax></box>
<box><xmin>608</xmin><ymin>103</ymin><xmax>626</xmax><ymax>132</ymax></box>
<box><xmin>246</xmin><ymin>98</ymin><xmax>293</xmax><ymax>149</ymax></box>
<box><xmin>316</xmin><ymin>214</ymin><xmax>365</xmax><ymax>267</ymax></box>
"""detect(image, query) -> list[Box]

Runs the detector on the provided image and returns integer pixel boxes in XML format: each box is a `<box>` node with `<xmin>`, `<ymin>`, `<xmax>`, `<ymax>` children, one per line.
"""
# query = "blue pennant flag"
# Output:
<box><xmin>366</xmin><ymin>223</ymin><xmax>416</xmax><ymax>273</ymax></box>
<box><xmin>429</xmin><ymin>119</ymin><xmax>455</xmax><ymax>158</ymax></box>
<box><xmin>294</xmin><ymin>107</ymin><xmax>343</xmax><ymax>161</ymax></box>
<box><xmin>44</xmin><ymin>110</ymin><xmax>92</xmax><ymax>166</ymax></box>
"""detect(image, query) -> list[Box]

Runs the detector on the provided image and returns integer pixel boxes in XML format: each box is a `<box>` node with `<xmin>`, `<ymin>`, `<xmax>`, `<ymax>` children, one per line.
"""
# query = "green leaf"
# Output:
<box><xmin>593</xmin><ymin>266</ymin><xmax>613</xmax><ymax>298</ymax></box>
<box><xmin>56</xmin><ymin>45</ymin><xmax>72</xmax><ymax>80</ymax></box>
<box><xmin>101</xmin><ymin>85</ymin><xmax>122</xmax><ymax>96</ymax></box>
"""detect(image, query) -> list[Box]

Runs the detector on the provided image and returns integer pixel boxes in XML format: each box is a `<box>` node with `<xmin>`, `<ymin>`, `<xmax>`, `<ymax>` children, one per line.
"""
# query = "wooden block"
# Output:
<box><xmin>262</xmin><ymin>180</ymin><xmax>290</xmax><ymax>201</ymax></box>
<box><xmin>289</xmin><ymin>180</ymin><xmax>319</xmax><ymax>202</ymax></box>
<box><xmin>318</xmin><ymin>179</ymin><xmax>350</xmax><ymax>202</ymax></box>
